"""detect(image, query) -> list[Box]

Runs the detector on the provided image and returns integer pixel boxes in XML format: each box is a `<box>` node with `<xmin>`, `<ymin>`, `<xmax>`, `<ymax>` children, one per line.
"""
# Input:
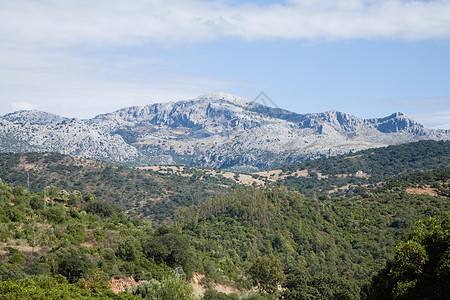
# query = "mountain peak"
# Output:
<box><xmin>2</xmin><ymin>110</ymin><xmax>66</xmax><ymax>125</ymax></box>
<box><xmin>373</xmin><ymin>112</ymin><xmax>422</xmax><ymax>133</ymax></box>
<box><xmin>196</xmin><ymin>92</ymin><xmax>249</xmax><ymax>105</ymax></box>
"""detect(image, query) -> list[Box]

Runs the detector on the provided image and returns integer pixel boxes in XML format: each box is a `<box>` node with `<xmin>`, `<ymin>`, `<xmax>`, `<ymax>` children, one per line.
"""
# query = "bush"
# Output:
<box><xmin>116</xmin><ymin>237</ymin><xmax>141</xmax><ymax>262</ymax></box>
<box><xmin>44</xmin><ymin>205</ymin><xmax>66</xmax><ymax>224</ymax></box>
<box><xmin>249</xmin><ymin>255</ymin><xmax>284</xmax><ymax>294</ymax></box>
<box><xmin>67</xmin><ymin>223</ymin><xmax>86</xmax><ymax>245</ymax></box>
<box><xmin>25</xmin><ymin>263</ymin><xmax>52</xmax><ymax>276</ymax></box>
<box><xmin>143</xmin><ymin>232</ymin><xmax>195</xmax><ymax>279</ymax></box>
<box><xmin>84</xmin><ymin>201</ymin><xmax>120</xmax><ymax>218</ymax></box>
<box><xmin>132</xmin><ymin>279</ymin><xmax>162</xmax><ymax>299</ymax></box>
<box><xmin>0</xmin><ymin>261</ymin><xmax>26</xmax><ymax>281</ymax></box>
<box><xmin>133</xmin><ymin>276</ymin><xmax>194</xmax><ymax>300</ymax></box>
<box><xmin>30</xmin><ymin>194</ymin><xmax>45</xmax><ymax>210</ymax></box>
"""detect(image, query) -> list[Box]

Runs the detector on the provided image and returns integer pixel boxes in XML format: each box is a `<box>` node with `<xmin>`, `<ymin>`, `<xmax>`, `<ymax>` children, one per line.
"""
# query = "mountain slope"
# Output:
<box><xmin>1</xmin><ymin>93</ymin><xmax>449</xmax><ymax>170</ymax></box>
<box><xmin>273</xmin><ymin>140</ymin><xmax>450</xmax><ymax>197</ymax></box>
<box><xmin>0</xmin><ymin>152</ymin><xmax>238</xmax><ymax>224</ymax></box>
<box><xmin>0</xmin><ymin>141</ymin><xmax>447</xmax><ymax>225</ymax></box>
<box><xmin>0</xmin><ymin>111</ymin><xmax>138</xmax><ymax>162</ymax></box>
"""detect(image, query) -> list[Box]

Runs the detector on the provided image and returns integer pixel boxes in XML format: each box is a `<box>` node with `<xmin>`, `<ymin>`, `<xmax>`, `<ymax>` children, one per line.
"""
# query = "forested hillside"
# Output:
<box><xmin>275</xmin><ymin>140</ymin><xmax>450</xmax><ymax>197</ymax></box>
<box><xmin>0</xmin><ymin>177</ymin><xmax>211</xmax><ymax>299</ymax></box>
<box><xmin>0</xmin><ymin>163</ymin><xmax>449</xmax><ymax>299</ymax></box>
<box><xmin>0</xmin><ymin>140</ymin><xmax>448</xmax><ymax>226</ymax></box>
<box><xmin>0</xmin><ymin>141</ymin><xmax>449</xmax><ymax>299</ymax></box>
<box><xmin>176</xmin><ymin>178</ymin><xmax>449</xmax><ymax>282</ymax></box>
<box><xmin>0</xmin><ymin>152</ymin><xmax>238</xmax><ymax>224</ymax></box>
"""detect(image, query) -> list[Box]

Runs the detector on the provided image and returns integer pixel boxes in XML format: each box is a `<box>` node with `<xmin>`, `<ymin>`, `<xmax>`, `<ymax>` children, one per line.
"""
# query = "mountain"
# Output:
<box><xmin>1</xmin><ymin>93</ymin><xmax>449</xmax><ymax>171</ymax></box>
<box><xmin>0</xmin><ymin>110</ymin><xmax>138</xmax><ymax>162</ymax></box>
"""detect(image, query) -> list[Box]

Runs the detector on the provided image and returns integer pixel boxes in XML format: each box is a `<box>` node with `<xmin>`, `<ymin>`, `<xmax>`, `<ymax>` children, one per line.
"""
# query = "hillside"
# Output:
<box><xmin>0</xmin><ymin>140</ymin><xmax>448</xmax><ymax>225</ymax></box>
<box><xmin>270</xmin><ymin>140</ymin><xmax>450</xmax><ymax>197</ymax></box>
<box><xmin>0</xmin><ymin>167</ymin><xmax>449</xmax><ymax>299</ymax></box>
<box><xmin>177</xmin><ymin>176</ymin><xmax>450</xmax><ymax>284</ymax></box>
<box><xmin>0</xmin><ymin>161</ymin><xmax>448</xmax><ymax>299</ymax></box>
<box><xmin>0</xmin><ymin>152</ymin><xmax>238</xmax><ymax>224</ymax></box>
<box><xmin>0</xmin><ymin>178</ymin><xmax>199</xmax><ymax>299</ymax></box>
<box><xmin>1</xmin><ymin>93</ymin><xmax>449</xmax><ymax>171</ymax></box>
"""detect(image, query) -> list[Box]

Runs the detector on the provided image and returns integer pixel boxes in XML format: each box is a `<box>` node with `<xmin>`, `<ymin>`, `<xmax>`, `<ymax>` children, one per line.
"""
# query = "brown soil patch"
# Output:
<box><xmin>190</xmin><ymin>273</ymin><xmax>240</xmax><ymax>298</ymax></box>
<box><xmin>253</xmin><ymin>169</ymin><xmax>283</xmax><ymax>181</ymax></box>
<box><xmin>253</xmin><ymin>169</ymin><xmax>329</xmax><ymax>181</ymax></box>
<box><xmin>0</xmin><ymin>242</ymin><xmax>44</xmax><ymax>254</ymax></box>
<box><xmin>235</xmin><ymin>174</ymin><xmax>265</xmax><ymax>185</ymax></box>
<box><xmin>215</xmin><ymin>283</ymin><xmax>240</xmax><ymax>295</ymax></box>
<box><xmin>191</xmin><ymin>273</ymin><xmax>205</xmax><ymax>298</ymax></box>
<box><xmin>139</xmin><ymin>165</ymin><xmax>265</xmax><ymax>186</ymax></box>
<box><xmin>109</xmin><ymin>276</ymin><xmax>140</xmax><ymax>293</ymax></box>
<box><xmin>406</xmin><ymin>186</ymin><xmax>439</xmax><ymax>197</ymax></box>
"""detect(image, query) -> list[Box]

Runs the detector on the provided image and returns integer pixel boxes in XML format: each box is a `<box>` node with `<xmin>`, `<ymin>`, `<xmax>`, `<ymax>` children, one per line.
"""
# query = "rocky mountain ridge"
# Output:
<box><xmin>1</xmin><ymin>93</ymin><xmax>449</xmax><ymax>171</ymax></box>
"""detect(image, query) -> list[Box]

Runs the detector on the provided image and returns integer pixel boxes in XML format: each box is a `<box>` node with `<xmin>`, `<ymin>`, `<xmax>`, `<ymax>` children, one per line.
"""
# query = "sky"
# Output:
<box><xmin>1</xmin><ymin>0</ymin><xmax>450</xmax><ymax>129</ymax></box>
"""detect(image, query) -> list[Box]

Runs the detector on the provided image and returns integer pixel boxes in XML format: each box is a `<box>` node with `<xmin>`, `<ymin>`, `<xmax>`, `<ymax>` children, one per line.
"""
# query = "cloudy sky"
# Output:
<box><xmin>1</xmin><ymin>0</ymin><xmax>450</xmax><ymax>129</ymax></box>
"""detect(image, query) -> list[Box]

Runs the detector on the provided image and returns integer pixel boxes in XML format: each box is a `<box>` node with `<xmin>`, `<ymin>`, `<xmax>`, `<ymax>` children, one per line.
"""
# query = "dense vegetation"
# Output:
<box><xmin>0</xmin><ymin>152</ymin><xmax>238</xmax><ymax>224</ymax></box>
<box><xmin>362</xmin><ymin>214</ymin><xmax>450</xmax><ymax>299</ymax></box>
<box><xmin>0</xmin><ymin>176</ymin><xmax>200</xmax><ymax>294</ymax></box>
<box><xmin>0</xmin><ymin>176</ymin><xmax>274</xmax><ymax>299</ymax></box>
<box><xmin>176</xmin><ymin>181</ymin><xmax>449</xmax><ymax>287</ymax></box>
<box><xmin>277</xmin><ymin>140</ymin><xmax>450</xmax><ymax>197</ymax></box>
<box><xmin>0</xmin><ymin>140</ymin><xmax>447</xmax><ymax>225</ymax></box>
<box><xmin>0</xmin><ymin>140</ymin><xmax>449</xmax><ymax>299</ymax></box>
<box><xmin>0</xmin><ymin>275</ymin><xmax>138</xmax><ymax>299</ymax></box>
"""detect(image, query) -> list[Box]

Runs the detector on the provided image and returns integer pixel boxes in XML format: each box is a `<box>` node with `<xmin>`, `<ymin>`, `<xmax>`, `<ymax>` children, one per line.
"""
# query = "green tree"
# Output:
<box><xmin>30</xmin><ymin>194</ymin><xmax>45</xmax><ymax>210</ymax></box>
<box><xmin>84</xmin><ymin>200</ymin><xmax>119</xmax><ymax>218</ymax></box>
<box><xmin>117</xmin><ymin>237</ymin><xmax>142</xmax><ymax>262</ymax></box>
<box><xmin>144</xmin><ymin>228</ymin><xmax>195</xmax><ymax>278</ymax></box>
<box><xmin>67</xmin><ymin>223</ymin><xmax>86</xmax><ymax>245</ymax></box>
<box><xmin>282</xmin><ymin>268</ymin><xmax>360</xmax><ymax>300</ymax></box>
<box><xmin>363</xmin><ymin>214</ymin><xmax>450</xmax><ymax>300</ymax></box>
<box><xmin>249</xmin><ymin>255</ymin><xmax>284</xmax><ymax>294</ymax></box>
<box><xmin>50</xmin><ymin>246</ymin><xmax>93</xmax><ymax>282</ymax></box>
<box><xmin>0</xmin><ymin>261</ymin><xmax>26</xmax><ymax>281</ymax></box>
<box><xmin>69</xmin><ymin>190</ymin><xmax>82</xmax><ymax>206</ymax></box>
<box><xmin>83</xmin><ymin>193</ymin><xmax>96</xmax><ymax>203</ymax></box>
<box><xmin>44</xmin><ymin>205</ymin><xmax>66</xmax><ymax>224</ymax></box>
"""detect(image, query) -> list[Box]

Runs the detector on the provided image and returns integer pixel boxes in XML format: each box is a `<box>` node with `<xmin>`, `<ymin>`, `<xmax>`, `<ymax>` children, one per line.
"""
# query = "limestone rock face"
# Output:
<box><xmin>0</xmin><ymin>111</ymin><xmax>138</xmax><ymax>162</ymax></box>
<box><xmin>1</xmin><ymin>93</ymin><xmax>449</xmax><ymax>170</ymax></box>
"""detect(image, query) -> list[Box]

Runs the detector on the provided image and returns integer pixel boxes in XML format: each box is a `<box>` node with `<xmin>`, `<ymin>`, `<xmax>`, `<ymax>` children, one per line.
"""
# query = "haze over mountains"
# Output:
<box><xmin>1</xmin><ymin>93</ymin><xmax>449</xmax><ymax>171</ymax></box>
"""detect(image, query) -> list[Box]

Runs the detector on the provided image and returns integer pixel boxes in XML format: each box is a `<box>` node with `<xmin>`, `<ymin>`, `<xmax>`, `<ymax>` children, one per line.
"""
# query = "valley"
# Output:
<box><xmin>0</xmin><ymin>140</ymin><xmax>448</xmax><ymax>299</ymax></box>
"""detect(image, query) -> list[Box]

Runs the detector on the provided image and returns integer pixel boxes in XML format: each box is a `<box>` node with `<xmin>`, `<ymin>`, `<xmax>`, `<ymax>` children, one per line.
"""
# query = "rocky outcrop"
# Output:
<box><xmin>1</xmin><ymin>93</ymin><xmax>449</xmax><ymax>170</ymax></box>
<box><xmin>0</xmin><ymin>112</ymin><xmax>138</xmax><ymax>162</ymax></box>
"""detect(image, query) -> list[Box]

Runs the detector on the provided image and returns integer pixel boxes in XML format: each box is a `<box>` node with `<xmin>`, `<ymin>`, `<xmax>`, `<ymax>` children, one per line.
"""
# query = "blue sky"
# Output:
<box><xmin>0</xmin><ymin>0</ymin><xmax>449</xmax><ymax>129</ymax></box>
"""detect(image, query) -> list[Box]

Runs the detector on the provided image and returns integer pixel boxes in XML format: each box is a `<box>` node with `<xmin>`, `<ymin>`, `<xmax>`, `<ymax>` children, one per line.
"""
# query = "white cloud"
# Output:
<box><xmin>377</xmin><ymin>97</ymin><xmax>450</xmax><ymax>129</ymax></box>
<box><xmin>1</xmin><ymin>1</ymin><xmax>450</xmax><ymax>121</ymax></box>
<box><xmin>1</xmin><ymin>0</ymin><xmax>450</xmax><ymax>48</ymax></box>
<box><xmin>0</xmin><ymin>46</ymin><xmax>241</xmax><ymax>118</ymax></box>
<box><xmin>413</xmin><ymin>109</ymin><xmax>450</xmax><ymax>130</ymax></box>
<box><xmin>11</xmin><ymin>101</ymin><xmax>37</xmax><ymax>111</ymax></box>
